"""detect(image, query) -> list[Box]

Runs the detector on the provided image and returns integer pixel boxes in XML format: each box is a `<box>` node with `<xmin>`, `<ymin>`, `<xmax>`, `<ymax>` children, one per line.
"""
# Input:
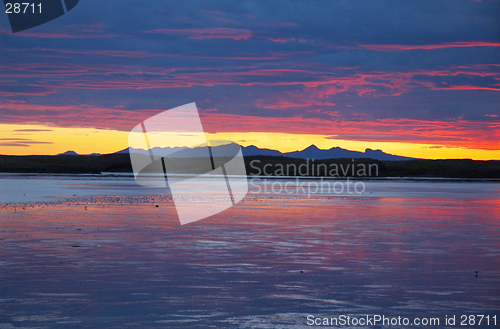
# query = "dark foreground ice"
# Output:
<box><xmin>0</xmin><ymin>177</ymin><xmax>499</xmax><ymax>328</ymax></box>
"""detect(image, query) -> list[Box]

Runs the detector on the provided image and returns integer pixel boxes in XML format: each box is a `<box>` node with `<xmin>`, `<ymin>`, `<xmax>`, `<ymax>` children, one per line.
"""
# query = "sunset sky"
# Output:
<box><xmin>1</xmin><ymin>0</ymin><xmax>499</xmax><ymax>159</ymax></box>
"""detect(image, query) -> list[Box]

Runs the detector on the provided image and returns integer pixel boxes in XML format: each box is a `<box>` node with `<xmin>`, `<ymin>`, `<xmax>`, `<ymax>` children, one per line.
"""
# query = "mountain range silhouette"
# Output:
<box><xmin>116</xmin><ymin>143</ymin><xmax>417</xmax><ymax>161</ymax></box>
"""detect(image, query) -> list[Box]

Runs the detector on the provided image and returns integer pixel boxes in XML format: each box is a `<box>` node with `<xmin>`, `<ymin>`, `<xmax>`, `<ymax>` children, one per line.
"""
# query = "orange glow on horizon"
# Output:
<box><xmin>1</xmin><ymin>124</ymin><xmax>499</xmax><ymax>160</ymax></box>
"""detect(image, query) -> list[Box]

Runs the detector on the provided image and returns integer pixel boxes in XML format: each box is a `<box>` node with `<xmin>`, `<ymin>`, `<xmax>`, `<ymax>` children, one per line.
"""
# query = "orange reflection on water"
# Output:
<box><xmin>0</xmin><ymin>194</ymin><xmax>498</xmax><ymax>325</ymax></box>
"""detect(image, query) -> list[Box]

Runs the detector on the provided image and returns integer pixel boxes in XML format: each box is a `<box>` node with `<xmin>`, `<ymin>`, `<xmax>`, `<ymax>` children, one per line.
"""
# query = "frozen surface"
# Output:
<box><xmin>0</xmin><ymin>176</ymin><xmax>499</xmax><ymax>328</ymax></box>
<box><xmin>1</xmin><ymin>173</ymin><xmax>499</xmax><ymax>204</ymax></box>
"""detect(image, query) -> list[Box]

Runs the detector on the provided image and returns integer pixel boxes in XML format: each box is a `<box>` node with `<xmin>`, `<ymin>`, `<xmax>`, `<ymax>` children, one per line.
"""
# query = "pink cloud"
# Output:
<box><xmin>19</xmin><ymin>48</ymin><xmax>281</xmax><ymax>60</ymax></box>
<box><xmin>358</xmin><ymin>41</ymin><xmax>500</xmax><ymax>51</ymax></box>
<box><xmin>267</xmin><ymin>37</ymin><xmax>295</xmax><ymax>43</ymax></box>
<box><xmin>0</xmin><ymin>29</ymin><xmax>115</xmax><ymax>39</ymax></box>
<box><xmin>255</xmin><ymin>98</ymin><xmax>335</xmax><ymax>109</ymax></box>
<box><xmin>199</xmin><ymin>113</ymin><xmax>500</xmax><ymax>150</ymax></box>
<box><xmin>0</xmin><ymin>100</ymin><xmax>497</xmax><ymax>151</ymax></box>
<box><xmin>144</xmin><ymin>28</ymin><xmax>252</xmax><ymax>40</ymax></box>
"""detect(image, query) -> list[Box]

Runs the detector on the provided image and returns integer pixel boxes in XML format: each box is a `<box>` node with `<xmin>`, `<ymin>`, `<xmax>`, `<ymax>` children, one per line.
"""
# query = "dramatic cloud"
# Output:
<box><xmin>0</xmin><ymin>0</ymin><xmax>498</xmax><ymax>155</ymax></box>
<box><xmin>14</xmin><ymin>129</ymin><xmax>53</xmax><ymax>132</ymax></box>
<box><xmin>145</xmin><ymin>28</ymin><xmax>253</xmax><ymax>40</ymax></box>
<box><xmin>0</xmin><ymin>138</ymin><xmax>53</xmax><ymax>147</ymax></box>
<box><xmin>358</xmin><ymin>42</ymin><xmax>500</xmax><ymax>51</ymax></box>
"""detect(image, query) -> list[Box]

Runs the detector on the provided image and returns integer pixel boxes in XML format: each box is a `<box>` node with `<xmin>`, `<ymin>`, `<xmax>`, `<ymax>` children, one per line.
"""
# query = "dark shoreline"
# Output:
<box><xmin>1</xmin><ymin>154</ymin><xmax>499</xmax><ymax>178</ymax></box>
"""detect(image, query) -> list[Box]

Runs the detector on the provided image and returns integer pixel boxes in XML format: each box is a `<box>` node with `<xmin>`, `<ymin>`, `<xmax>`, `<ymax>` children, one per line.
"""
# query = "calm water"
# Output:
<box><xmin>1</xmin><ymin>173</ymin><xmax>499</xmax><ymax>203</ymax></box>
<box><xmin>0</xmin><ymin>175</ymin><xmax>499</xmax><ymax>328</ymax></box>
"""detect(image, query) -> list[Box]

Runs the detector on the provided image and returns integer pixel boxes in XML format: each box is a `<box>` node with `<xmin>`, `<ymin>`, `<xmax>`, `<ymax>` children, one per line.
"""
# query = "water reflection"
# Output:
<box><xmin>0</xmin><ymin>180</ymin><xmax>499</xmax><ymax>327</ymax></box>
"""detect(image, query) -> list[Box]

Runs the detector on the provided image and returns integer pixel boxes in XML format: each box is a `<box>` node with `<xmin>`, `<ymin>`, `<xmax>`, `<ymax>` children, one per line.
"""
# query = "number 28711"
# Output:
<box><xmin>5</xmin><ymin>3</ymin><xmax>42</xmax><ymax>14</ymax></box>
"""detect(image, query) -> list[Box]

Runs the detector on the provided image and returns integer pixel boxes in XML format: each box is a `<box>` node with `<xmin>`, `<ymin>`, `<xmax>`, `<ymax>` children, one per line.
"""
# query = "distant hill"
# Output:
<box><xmin>3</xmin><ymin>144</ymin><xmax>496</xmax><ymax>178</ymax></box>
<box><xmin>118</xmin><ymin>144</ymin><xmax>417</xmax><ymax>161</ymax></box>
<box><xmin>0</xmin><ymin>153</ymin><xmax>132</xmax><ymax>174</ymax></box>
<box><xmin>281</xmin><ymin>145</ymin><xmax>415</xmax><ymax>161</ymax></box>
<box><xmin>57</xmin><ymin>150</ymin><xmax>80</xmax><ymax>156</ymax></box>
<box><xmin>240</xmin><ymin>145</ymin><xmax>284</xmax><ymax>157</ymax></box>
<box><xmin>0</xmin><ymin>153</ymin><xmax>499</xmax><ymax>178</ymax></box>
<box><xmin>57</xmin><ymin>150</ymin><xmax>101</xmax><ymax>156</ymax></box>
